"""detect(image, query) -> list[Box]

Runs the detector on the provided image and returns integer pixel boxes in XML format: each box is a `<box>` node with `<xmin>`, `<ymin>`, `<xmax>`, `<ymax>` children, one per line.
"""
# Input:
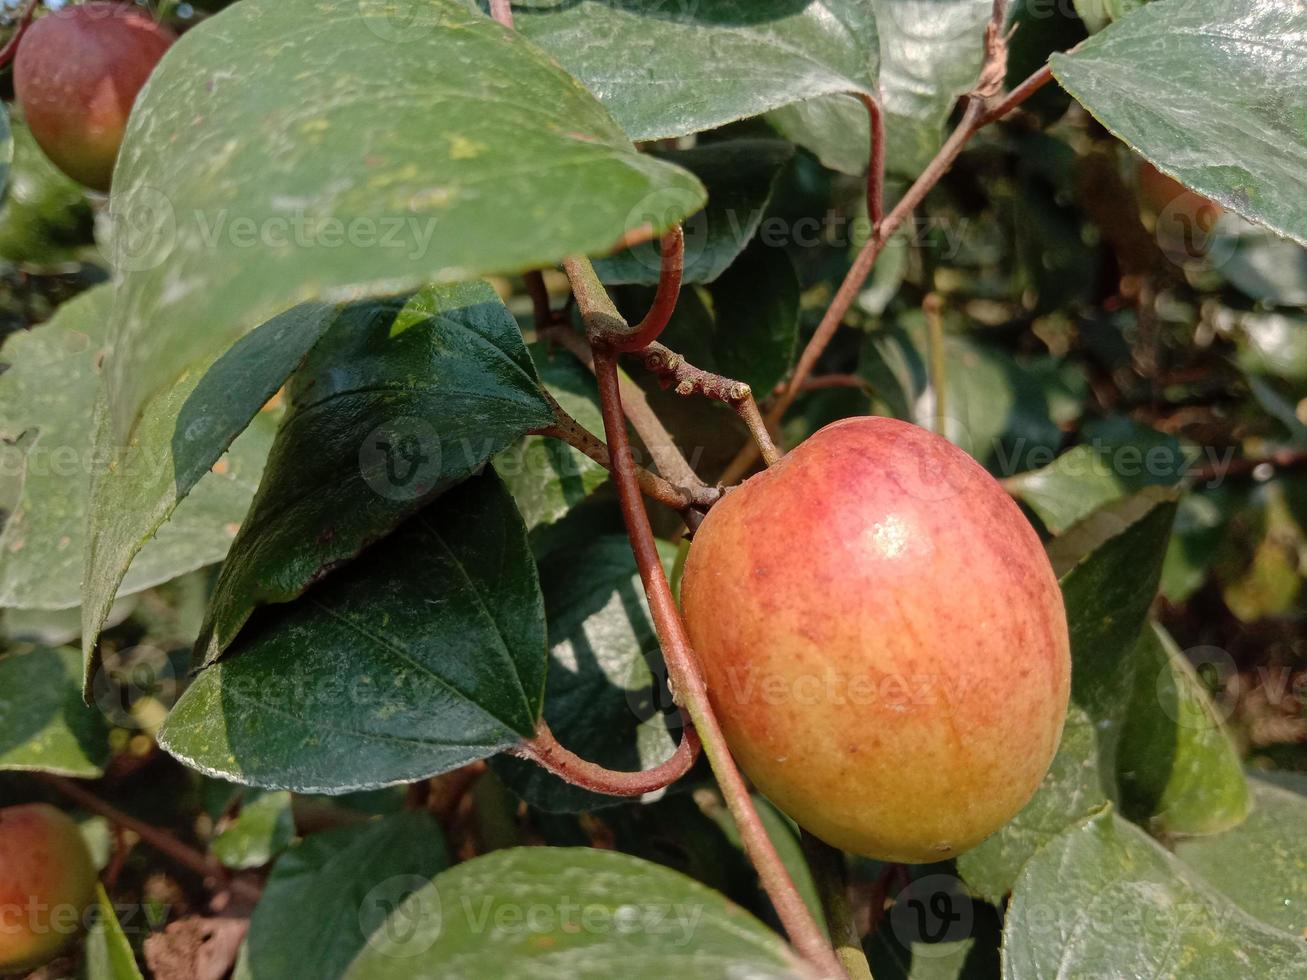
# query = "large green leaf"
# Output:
<box><xmin>82</xmin><ymin>302</ymin><xmax>337</xmax><ymax>688</ymax></box>
<box><xmin>236</xmin><ymin>812</ymin><xmax>449</xmax><ymax>980</ymax></box>
<box><xmin>1116</xmin><ymin>623</ymin><xmax>1249</xmax><ymax>836</ymax></box>
<box><xmin>0</xmin><ymin>647</ymin><xmax>109</xmax><ymax>777</ymax></box>
<box><xmin>490</xmin><ymin>536</ymin><xmax>681</xmax><ymax>813</ymax></box>
<box><xmin>103</xmin><ymin>0</ymin><xmax>703</xmax><ymax>441</ymax></box>
<box><xmin>158</xmin><ymin>472</ymin><xmax>547</xmax><ymax>793</ymax></box>
<box><xmin>195</xmin><ymin>284</ymin><xmax>553</xmax><ymax>666</ymax></box>
<box><xmin>343</xmin><ymin>847</ymin><xmax>805</xmax><ymax>979</ymax></box>
<box><xmin>957</xmin><ymin>494</ymin><xmax>1176</xmax><ymax>902</ymax></box>
<box><xmin>769</xmin><ymin>0</ymin><xmax>990</xmax><ymax>178</ymax></box>
<box><xmin>1175</xmin><ymin>774</ymin><xmax>1307</xmax><ymax>936</ymax></box>
<box><xmin>594</xmin><ymin>140</ymin><xmax>794</xmax><ymax>286</ymax></box>
<box><xmin>495</xmin><ymin>343</ymin><xmax>608</xmax><ymax>531</ymax></box>
<box><xmin>1003</xmin><ymin>809</ymin><xmax>1307</xmax><ymax>979</ymax></box>
<box><xmin>513</xmin><ymin>1</ymin><xmax>878</xmax><ymax>142</ymax></box>
<box><xmin>1052</xmin><ymin>0</ymin><xmax>1307</xmax><ymax>246</ymax></box>
<box><xmin>0</xmin><ymin>287</ymin><xmax>272</xmax><ymax>613</ymax></box>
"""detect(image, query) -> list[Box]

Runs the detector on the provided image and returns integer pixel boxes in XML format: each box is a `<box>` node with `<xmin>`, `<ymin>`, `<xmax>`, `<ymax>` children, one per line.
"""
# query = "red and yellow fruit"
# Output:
<box><xmin>14</xmin><ymin>2</ymin><xmax>176</xmax><ymax>192</ymax></box>
<box><xmin>0</xmin><ymin>803</ymin><xmax>98</xmax><ymax>971</ymax></box>
<box><xmin>682</xmin><ymin>417</ymin><xmax>1070</xmax><ymax>862</ymax></box>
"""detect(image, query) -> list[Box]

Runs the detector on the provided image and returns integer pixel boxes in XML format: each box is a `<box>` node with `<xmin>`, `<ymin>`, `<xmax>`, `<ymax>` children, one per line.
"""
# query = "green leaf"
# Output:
<box><xmin>657</xmin><ymin>239</ymin><xmax>801</xmax><ymax>395</ymax></box>
<box><xmin>103</xmin><ymin>0</ymin><xmax>703</xmax><ymax>440</ymax></box>
<box><xmin>211</xmin><ymin>790</ymin><xmax>296</xmax><ymax>869</ymax></box>
<box><xmin>1003</xmin><ymin>809</ymin><xmax>1307</xmax><ymax>979</ymax></box>
<box><xmin>0</xmin><ymin>647</ymin><xmax>109</xmax><ymax>777</ymax></box>
<box><xmin>490</xmin><ymin>536</ymin><xmax>680</xmax><ymax>813</ymax></box>
<box><xmin>1175</xmin><ymin>774</ymin><xmax>1307</xmax><ymax>936</ymax></box>
<box><xmin>236</xmin><ymin>812</ymin><xmax>449</xmax><ymax>980</ymax></box>
<box><xmin>595</xmin><ymin>140</ymin><xmax>793</xmax><ymax>286</ymax></box>
<box><xmin>1052</xmin><ymin>1</ymin><xmax>1307</xmax><ymax>246</ymax></box>
<box><xmin>1116</xmin><ymin>623</ymin><xmax>1249</xmax><ymax>836</ymax></box>
<box><xmin>513</xmin><ymin>1</ymin><xmax>878</xmax><ymax>142</ymax></box>
<box><xmin>769</xmin><ymin>0</ymin><xmax>991</xmax><ymax>179</ymax></box>
<box><xmin>0</xmin><ymin>103</ymin><xmax>12</xmax><ymax>203</ymax></box>
<box><xmin>1074</xmin><ymin>0</ymin><xmax>1149</xmax><ymax>34</ymax></box>
<box><xmin>342</xmin><ymin>847</ymin><xmax>805</xmax><ymax>979</ymax></box>
<box><xmin>495</xmin><ymin>343</ymin><xmax>608</xmax><ymax>532</ymax></box>
<box><xmin>82</xmin><ymin>883</ymin><xmax>145</xmax><ymax>980</ymax></box>
<box><xmin>195</xmin><ymin>284</ymin><xmax>553</xmax><ymax>665</ymax></box>
<box><xmin>82</xmin><ymin>302</ymin><xmax>337</xmax><ymax>688</ymax></box>
<box><xmin>158</xmin><ymin>471</ymin><xmax>547</xmax><ymax>793</ymax></box>
<box><xmin>0</xmin><ymin>120</ymin><xmax>92</xmax><ymax>267</ymax></box>
<box><xmin>1235</xmin><ymin>310</ymin><xmax>1307</xmax><ymax>383</ymax></box>
<box><xmin>958</xmin><ymin>493</ymin><xmax>1176</xmax><ymax>902</ymax></box>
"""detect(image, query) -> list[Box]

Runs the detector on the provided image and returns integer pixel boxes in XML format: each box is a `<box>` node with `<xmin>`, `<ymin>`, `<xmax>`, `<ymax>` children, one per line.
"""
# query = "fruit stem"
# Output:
<box><xmin>800</xmin><ymin>832</ymin><xmax>875</xmax><ymax>980</ymax></box>
<box><xmin>588</xmin><ymin>339</ymin><xmax>845</xmax><ymax>978</ymax></box>
<box><xmin>856</xmin><ymin>93</ymin><xmax>886</xmax><ymax>234</ymax></box>
<box><xmin>592</xmin><ymin>227</ymin><xmax>685</xmax><ymax>352</ymax></box>
<box><xmin>513</xmin><ymin>717</ymin><xmax>701</xmax><ymax>796</ymax></box>
<box><xmin>531</xmin><ymin>387</ymin><xmax>721</xmax><ymax>512</ymax></box>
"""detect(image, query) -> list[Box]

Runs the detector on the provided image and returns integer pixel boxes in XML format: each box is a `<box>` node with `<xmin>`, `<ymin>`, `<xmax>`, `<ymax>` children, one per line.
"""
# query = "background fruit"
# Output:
<box><xmin>14</xmin><ymin>2</ymin><xmax>175</xmax><ymax>192</ymax></box>
<box><xmin>682</xmin><ymin>417</ymin><xmax>1071</xmax><ymax>862</ymax></box>
<box><xmin>0</xmin><ymin>803</ymin><xmax>98</xmax><ymax>971</ymax></box>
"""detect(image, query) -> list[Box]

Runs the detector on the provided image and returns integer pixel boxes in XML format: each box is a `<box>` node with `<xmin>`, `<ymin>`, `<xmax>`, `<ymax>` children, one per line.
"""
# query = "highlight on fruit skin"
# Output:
<box><xmin>14</xmin><ymin>2</ymin><xmax>176</xmax><ymax>193</ymax></box>
<box><xmin>0</xmin><ymin>802</ymin><xmax>99</xmax><ymax>972</ymax></box>
<box><xmin>682</xmin><ymin>416</ymin><xmax>1071</xmax><ymax>863</ymax></box>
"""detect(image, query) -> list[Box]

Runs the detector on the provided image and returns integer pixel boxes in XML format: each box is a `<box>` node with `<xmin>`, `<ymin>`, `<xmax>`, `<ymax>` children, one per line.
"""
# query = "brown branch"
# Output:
<box><xmin>637</xmin><ymin>342</ymin><xmax>781</xmax><ymax>466</ymax></box>
<box><xmin>857</xmin><ymin>93</ymin><xmax>886</xmax><ymax>232</ymax></box>
<box><xmin>532</xmin><ymin>387</ymin><xmax>720</xmax><ymax>511</ymax></box>
<box><xmin>595</xmin><ymin>228</ymin><xmax>685</xmax><ymax>352</ymax></box>
<box><xmin>981</xmin><ymin>62</ymin><xmax>1054</xmax><ymax>124</ymax></box>
<box><xmin>513</xmin><ymin>717</ymin><xmax>700</xmax><ymax>797</ymax></box>
<box><xmin>36</xmin><ymin>775</ymin><xmax>259</xmax><ymax>903</ymax></box>
<box><xmin>0</xmin><ymin>0</ymin><xmax>39</xmax><ymax>71</ymax></box>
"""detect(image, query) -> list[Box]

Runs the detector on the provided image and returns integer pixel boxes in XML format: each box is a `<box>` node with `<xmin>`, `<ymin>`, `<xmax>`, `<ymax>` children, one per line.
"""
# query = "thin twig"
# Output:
<box><xmin>488</xmin><ymin>0</ymin><xmax>514</xmax><ymax>29</ymax></box>
<box><xmin>801</xmin><ymin>832</ymin><xmax>874</xmax><ymax>980</ymax></box>
<box><xmin>636</xmin><ymin>342</ymin><xmax>781</xmax><ymax>466</ymax></box>
<box><xmin>982</xmin><ymin>63</ymin><xmax>1054</xmax><ymax>124</ymax></box>
<box><xmin>595</xmin><ymin>228</ymin><xmax>685</xmax><ymax>352</ymax></box>
<box><xmin>591</xmin><ymin>347</ymin><xmax>842</xmax><ymax>977</ymax></box>
<box><xmin>719</xmin><ymin>0</ymin><xmax>1029</xmax><ymax>485</ymax></box>
<box><xmin>856</xmin><ymin>94</ymin><xmax>886</xmax><ymax>233</ymax></box>
<box><xmin>532</xmin><ymin>387</ymin><xmax>720</xmax><ymax>511</ymax></box>
<box><xmin>513</xmin><ymin>717</ymin><xmax>700</xmax><ymax>797</ymax></box>
<box><xmin>0</xmin><ymin>0</ymin><xmax>39</xmax><ymax>70</ymax></box>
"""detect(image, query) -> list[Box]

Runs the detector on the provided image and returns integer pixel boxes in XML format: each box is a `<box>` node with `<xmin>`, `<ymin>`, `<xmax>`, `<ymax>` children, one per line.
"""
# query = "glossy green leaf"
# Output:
<box><xmin>958</xmin><ymin>493</ymin><xmax>1176</xmax><ymax>902</ymax></box>
<box><xmin>595</xmin><ymin>140</ymin><xmax>794</xmax><ymax>285</ymax></box>
<box><xmin>513</xmin><ymin>1</ymin><xmax>878</xmax><ymax>142</ymax></box>
<box><xmin>657</xmin><ymin>239</ymin><xmax>800</xmax><ymax>395</ymax></box>
<box><xmin>495</xmin><ymin>343</ymin><xmax>608</xmax><ymax>532</ymax></box>
<box><xmin>1003</xmin><ymin>809</ymin><xmax>1307</xmax><ymax>979</ymax></box>
<box><xmin>1117</xmin><ymin>623</ymin><xmax>1249</xmax><ymax>836</ymax></box>
<box><xmin>1175</xmin><ymin>774</ymin><xmax>1307</xmax><ymax>936</ymax></box>
<box><xmin>82</xmin><ymin>302</ymin><xmax>337</xmax><ymax>687</ymax></box>
<box><xmin>196</xmin><ymin>284</ymin><xmax>552</xmax><ymax>666</ymax></box>
<box><xmin>158</xmin><ymin>472</ymin><xmax>547</xmax><ymax>793</ymax></box>
<box><xmin>1052</xmin><ymin>1</ymin><xmax>1307</xmax><ymax>246</ymax></box>
<box><xmin>770</xmin><ymin>0</ymin><xmax>990</xmax><ymax>178</ymax></box>
<box><xmin>211</xmin><ymin>790</ymin><xmax>296</xmax><ymax>869</ymax></box>
<box><xmin>236</xmin><ymin>812</ymin><xmax>449</xmax><ymax>980</ymax></box>
<box><xmin>490</xmin><ymin>536</ymin><xmax>680</xmax><ymax>813</ymax></box>
<box><xmin>343</xmin><ymin>847</ymin><xmax>805</xmax><ymax>979</ymax></box>
<box><xmin>103</xmin><ymin>0</ymin><xmax>703</xmax><ymax>441</ymax></box>
<box><xmin>83</xmin><ymin>883</ymin><xmax>145</xmax><ymax>980</ymax></box>
<box><xmin>0</xmin><ymin>647</ymin><xmax>108</xmax><ymax>777</ymax></box>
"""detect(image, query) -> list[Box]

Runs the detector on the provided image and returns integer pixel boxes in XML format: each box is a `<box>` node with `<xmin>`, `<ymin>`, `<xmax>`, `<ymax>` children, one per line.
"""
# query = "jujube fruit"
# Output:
<box><xmin>0</xmin><ymin>803</ymin><xmax>98</xmax><ymax>971</ymax></box>
<box><xmin>682</xmin><ymin>417</ymin><xmax>1070</xmax><ymax>862</ymax></box>
<box><xmin>14</xmin><ymin>2</ymin><xmax>176</xmax><ymax>192</ymax></box>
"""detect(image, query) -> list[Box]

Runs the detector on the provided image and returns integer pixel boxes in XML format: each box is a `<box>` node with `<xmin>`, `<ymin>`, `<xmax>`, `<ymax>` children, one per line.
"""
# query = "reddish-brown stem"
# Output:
<box><xmin>36</xmin><ymin>774</ymin><xmax>259</xmax><ymax>902</ymax></box>
<box><xmin>488</xmin><ymin>0</ymin><xmax>514</xmax><ymax>29</ymax></box>
<box><xmin>0</xmin><ymin>0</ymin><xmax>38</xmax><ymax>70</ymax></box>
<box><xmin>981</xmin><ymin>63</ymin><xmax>1054</xmax><ymax>124</ymax></box>
<box><xmin>598</xmin><ymin>227</ymin><xmax>685</xmax><ymax>352</ymax></box>
<box><xmin>857</xmin><ymin>94</ymin><xmax>886</xmax><ymax>232</ymax></box>
<box><xmin>523</xmin><ymin>270</ymin><xmax>557</xmax><ymax>329</ymax></box>
<box><xmin>589</xmin><ymin>344</ymin><xmax>841</xmax><ymax>977</ymax></box>
<box><xmin>514</xmin><ymin>718</ymin><xmax>701</xmax><ymax>797</ymax></box>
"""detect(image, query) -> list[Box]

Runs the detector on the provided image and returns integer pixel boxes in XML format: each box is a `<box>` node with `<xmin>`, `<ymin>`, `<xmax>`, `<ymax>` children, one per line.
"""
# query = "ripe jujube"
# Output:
<box><xmin>682</xmin><ymin>417</ymin><xmax>1070</xmax><ymax>862</ymax></box>
<box><xmin>14</xmin><ymin>2</ymin><xmax>176</xmax><ymax>192</ymax></box>
<box><xmin>0</xmin><ymin>803</ymin><xmax>98</xmax><ymax>971</ymax></box>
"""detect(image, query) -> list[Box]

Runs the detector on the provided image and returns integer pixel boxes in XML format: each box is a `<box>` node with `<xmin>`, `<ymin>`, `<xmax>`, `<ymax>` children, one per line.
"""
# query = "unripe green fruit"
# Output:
<box><xmin>14</xmin><ymin>2</ymin><xmax>175</xmax><ymax>192</ymax></box>
<box><xmin>682</xmin><ymin>417</ymin><xmax>1070</xmax><ymax>862</ymax></box>
<box><xmin>0</xmin><ymin>803</ymin><xmax>98</xmax><ymax>971</ymax></box>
